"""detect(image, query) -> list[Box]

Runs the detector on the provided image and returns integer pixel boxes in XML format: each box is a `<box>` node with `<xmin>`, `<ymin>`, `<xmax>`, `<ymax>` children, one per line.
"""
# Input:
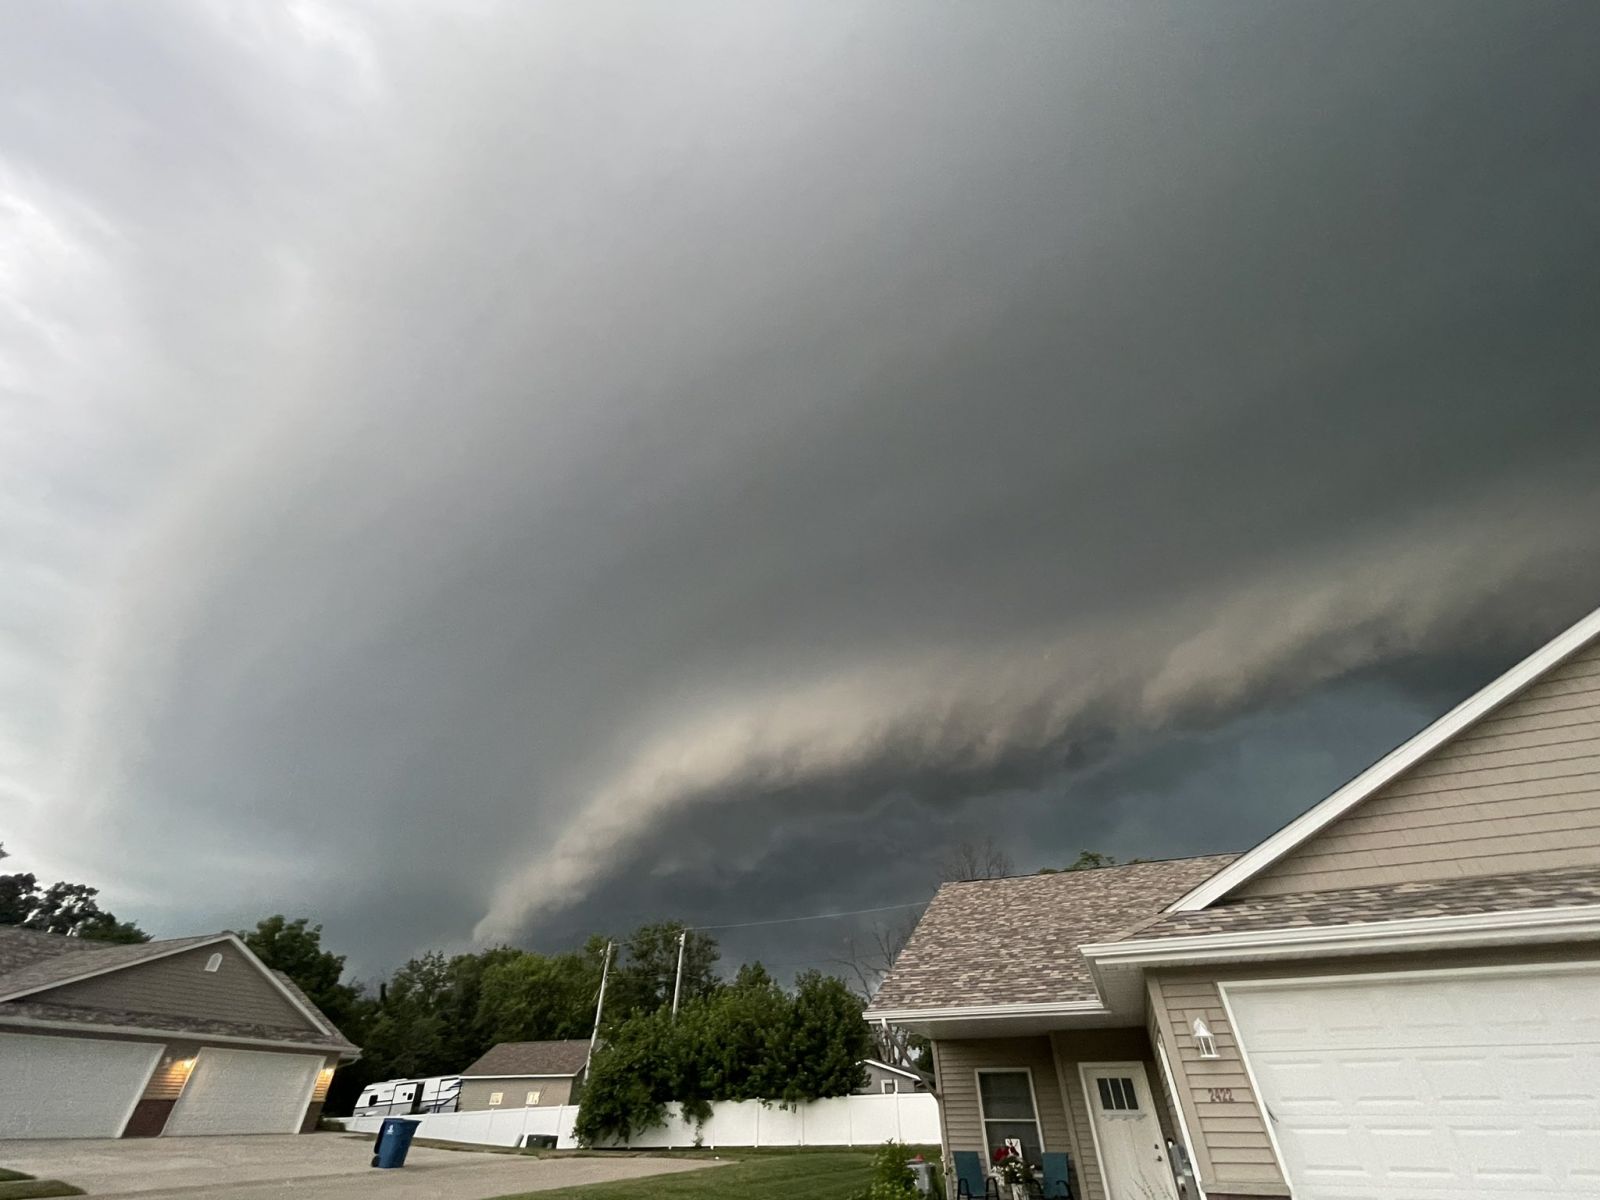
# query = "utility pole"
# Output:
<box><xmin>671</xmin><ymin>928</ymin><xmax>688</xmax><ymax>1017</ymax></box>
<box><xmin>586</xmin><ymin>940</ymin><xmax>613</xmax><ymax>1074</ymax></box>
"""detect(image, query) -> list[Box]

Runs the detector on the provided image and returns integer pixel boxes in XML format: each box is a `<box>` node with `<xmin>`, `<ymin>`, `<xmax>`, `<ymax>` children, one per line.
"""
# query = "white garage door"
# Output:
<box><xmin>1226</xmin><ymin>966</ymin><xmax>1600</xmax><ymax>1198</ymax></box>
<box><xmin>164</xmin><ymin>1047</ymin><xmax>321</xmax><ymax>1136</ymax></box>
<box><xmin>0</xmin><ymin>1031</ymin><xmax>159</xmax><ymax>1139</ymax></box>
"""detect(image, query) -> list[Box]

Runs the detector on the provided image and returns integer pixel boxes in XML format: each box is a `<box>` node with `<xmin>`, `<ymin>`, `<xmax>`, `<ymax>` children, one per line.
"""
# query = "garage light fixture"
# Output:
<box><xmin>1191</xmin><ymin>1018</ymin><xmax>1219</xmax><ymax>1059</ymax></box>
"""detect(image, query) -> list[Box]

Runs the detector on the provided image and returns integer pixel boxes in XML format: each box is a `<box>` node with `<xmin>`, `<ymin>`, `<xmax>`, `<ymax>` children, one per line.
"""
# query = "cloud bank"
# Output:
<box><xmin>2</xmin><ymin>1</ymin><xmax>1599</xmax><ymax>970</ymax></box>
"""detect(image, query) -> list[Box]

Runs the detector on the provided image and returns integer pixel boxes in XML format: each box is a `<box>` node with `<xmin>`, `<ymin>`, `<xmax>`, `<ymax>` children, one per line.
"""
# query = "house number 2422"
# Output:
<box><xmin>1206</xmin><ymin>1087</ymin><xmax>1234</xmax><ymax>1103</ymax></box>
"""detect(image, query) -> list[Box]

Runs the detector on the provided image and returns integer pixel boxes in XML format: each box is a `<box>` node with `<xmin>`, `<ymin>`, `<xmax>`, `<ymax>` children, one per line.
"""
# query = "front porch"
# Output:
<box><xmin>931</xmin><ymin>1027</ymin><xmax>1197</xmax><ymax>1200</ymax></box>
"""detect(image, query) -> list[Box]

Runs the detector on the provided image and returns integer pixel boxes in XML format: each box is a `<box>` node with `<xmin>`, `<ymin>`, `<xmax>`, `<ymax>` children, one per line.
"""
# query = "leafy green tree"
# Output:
<box><xmin>479</xmin><ymin>945</ymin><xmax>605</xmax><ymax>1045</ymax></box>
<box><xmin>607</xmin><ymin>921</ymin><xmax>719</xmax><ymax>1020</ymax></box>
<box><xmin>782</xmin><ymin>971</ymin><xmax>871</xmax><ymax>1101</ymax></box>
<box><xmin>575</xmin><ymin>966</ymin><xmax>873</xmax><ymax>1145</ymax></box>
<box><xmin>239</xmin><ymin>916</ymin><xmax>364</xmax><ymax>1031</ymax></box>
<box><xmin>0</xmin><ymin>854</ymin><xmax>148</xmax><ymax>943</ymax></box>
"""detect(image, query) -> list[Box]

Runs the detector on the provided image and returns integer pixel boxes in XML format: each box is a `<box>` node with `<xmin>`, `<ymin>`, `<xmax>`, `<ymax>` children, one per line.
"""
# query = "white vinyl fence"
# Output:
<box><xmin>343</xmin><ymin>1091</ymin><xmax>938</xmax><ymax>1151</ymax></box>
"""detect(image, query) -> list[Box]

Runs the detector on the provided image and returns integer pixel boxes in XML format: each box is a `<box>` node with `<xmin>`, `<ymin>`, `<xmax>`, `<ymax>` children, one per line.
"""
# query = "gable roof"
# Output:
<box><xmin>461</xmin><ymin>1039</ymin><xmax>591</xmax><ymax>1078</ymax></box>
<box><xmin>0</xmin><ymin>927</ymin><xmax>356</xmax><ymax>1056</ymax></box>
<box><xmin>866</xmin><ymin>855</ymin><xmax>1237</xmax><ymax>1016</ymax></box>
<box><xmin>1169</xmin><ymin>603</ymin><xmax>1600</xmax><ymax>912</ymax></box>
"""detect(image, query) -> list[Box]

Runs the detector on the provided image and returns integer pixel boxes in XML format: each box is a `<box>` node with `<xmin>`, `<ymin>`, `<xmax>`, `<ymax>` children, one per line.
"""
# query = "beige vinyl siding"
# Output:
<box><xmin>459</xmin><ymin>1074</ymin><xmax>577</xmax><ymax>1111</ymax></box>
<box><xmin>1240</xmin><ymin>641</ymin><xmax>1600</xmax><ymax>897</ymax></box>
<box><xmin>930</xmin><ymin>1037</ymin><xmax>1072</xmax><ymax>1174</ymax></box>
<box><xmin>1048</xmin><ymin>1028</ymin><xmax>1177</xmax><ymax>1200</ymax></box>
<box><xmin>1148</xmin><ymin>975</ymin><xmax>1288</xmax><ymax>1196</ymax></box>
<box><xmin>36</xmin><ymin>943</ymin><xmax>319</xmax><ymax>1032</ymax></box>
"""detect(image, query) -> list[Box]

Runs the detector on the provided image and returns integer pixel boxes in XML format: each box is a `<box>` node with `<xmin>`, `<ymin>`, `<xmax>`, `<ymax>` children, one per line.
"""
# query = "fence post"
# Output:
<box><xmin>895</xmin><ymin>1092</ymin><xmax>903</xmax><ymax>1142</ymax></box>
<box><xmin>799</xmin><ymin>1100</ymin><xmax>806</xmax><ymax>1148</ymax></box>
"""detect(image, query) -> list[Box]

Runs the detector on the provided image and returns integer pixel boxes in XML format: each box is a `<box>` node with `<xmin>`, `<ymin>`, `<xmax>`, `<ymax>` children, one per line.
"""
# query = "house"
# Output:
<box><xmin>868</xmin><ymin>604</ymin><xmax>1600</xmax><ymax>1200</ymax></box>
<box><xmin>352</xmin><ymin>1073</ymin><xmax>461</xmax><ymax>1117</ymax></box>
<box><xmin>457</xmin><ymin>1039</ymin><xmax>590</xmax><ymax>1110</ymax></box>
<box><xmin>0</xmin><ymin>928</ymin><xmax>358</xmax><ymax>1139</ymax></box>
<box><xmin>857</xmin><ymin>1057</ymin><xmax>932</xmax><ymax>1095</ymax></box>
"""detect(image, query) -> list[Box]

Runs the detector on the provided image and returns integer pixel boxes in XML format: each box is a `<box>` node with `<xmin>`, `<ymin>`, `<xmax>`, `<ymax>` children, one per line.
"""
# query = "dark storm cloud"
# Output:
<box><xmin>3</xmin><ymin>2</ymin><xmax>1600</xmax><ymax>971</ymax></box>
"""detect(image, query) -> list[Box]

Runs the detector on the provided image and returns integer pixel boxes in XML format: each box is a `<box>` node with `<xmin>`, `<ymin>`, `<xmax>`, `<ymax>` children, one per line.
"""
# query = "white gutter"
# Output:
<box><xmin>1082</xmin><ymin>904</ymin><xmax>1600</xmax><ymax>967</ymax></box>
<box><xmin>867</xmin><ymin>998</ymin><xmax>1106</xmax><ymax>1024</ymax></box>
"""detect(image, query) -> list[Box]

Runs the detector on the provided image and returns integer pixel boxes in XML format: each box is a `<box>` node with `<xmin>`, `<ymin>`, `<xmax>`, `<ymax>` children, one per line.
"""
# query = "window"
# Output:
<box><xmin>488</xmin><ymin>1091</ymin><xmax>504</xmax><ymax>1106</ymax></box>
<box><xmin>204</xmin><ymin>952</ymin><xmax>223</xmax><ymax>973</ymax></box>
<box><xmin>1191</xmin><ymin>1017</ymin><xmax>1219</xmax><ymax>1059</ymax></box>
<box><xmin>525</xmin><ymin>1090</ymin><xmax>542</xmax><ymax>1106</ymax></box>
<box><xmin>881</xmin><ymin>1080</ymin><xmax>897</xmax><ymax>1094</ymax></box>
<box><xmin>977</xmin><ymin>1070</ymin><xmax>1043</xmax><ymax>1164</ymax></box>
<box><xmin>363</xmin><ymin>1093</ymin><xmax>377</xmax><ymax>1107</ymax></box>
<box><xmin>1095</xmin><ymin>1076</ymin><xmax>1140</xmax><ymax>1112</ymax></box>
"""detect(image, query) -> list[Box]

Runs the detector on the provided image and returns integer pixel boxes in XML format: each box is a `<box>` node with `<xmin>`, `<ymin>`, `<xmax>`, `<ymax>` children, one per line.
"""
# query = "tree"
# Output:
<box><xmin>938</xmin><ymin>836</ymin><xmax>1014</xmax><ymax>881</ymax></box>
<box><xmin>574</xmin><ymin>965</ymin><xmax>873</xmax><ymax>1146</ymax></box>
<box><xmin>0</xmin><ymin>859</ymin><xmax>148</xmax><ymax>944</ymax></box>
<box><xmin>606</xmin><ymin>921</ymin><xmax>719</xmax><ymax>1020</ymax></box>
<box><xmin>1036</xmin><ymin>850</ymin><xmax>1144</xmax><ymax>874</ymax></box>
<box><xmin>835</xmin><ymin>912</ymin><xmax>927</xmax><ymax>1068</ymax></box>
<box><xmin>238</xmin><ymin>916</ymin><xmax>364</xmax><ymax>1032</ymax></box>
<box><xmin>478</xmin><ymin>945</ymin><xmax>603</xmax><ymax>1045</ymax></box>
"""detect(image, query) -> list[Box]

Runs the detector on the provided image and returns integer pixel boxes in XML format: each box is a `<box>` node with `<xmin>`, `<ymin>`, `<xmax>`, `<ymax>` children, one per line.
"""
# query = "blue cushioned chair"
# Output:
<box><xmin>1040</xmin><ymin>1152</ymin><xmax>1074</xmax><ymax>1199</ymax></box>
<box><xmin>953</xmin><ymin>1151</ymin><xmax>999</xmax><ymax>1200</ymax></box>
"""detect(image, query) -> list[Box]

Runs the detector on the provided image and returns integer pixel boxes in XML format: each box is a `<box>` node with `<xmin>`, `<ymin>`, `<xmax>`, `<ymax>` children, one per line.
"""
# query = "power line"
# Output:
<box><xmin>690</xmin><ymin>899</ymin><xmax>928</xmax><ymax>932</ymax></box>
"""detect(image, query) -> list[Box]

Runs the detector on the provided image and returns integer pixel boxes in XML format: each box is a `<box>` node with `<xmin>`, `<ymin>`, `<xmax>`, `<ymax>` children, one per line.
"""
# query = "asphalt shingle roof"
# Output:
<box><xmin>461</xmin><ymin>1039</ymin><xmax>591</xmax><ymax>1077</ymax></box>
<box><xmin>1124</xmin><ymin>862</ymin><xmax>1600</xmax><ymax>940</ymax></box>
<box><xmin>0</xmin><ymin>927</ymin><xmax>357</xmax><ymax>1055</ymax></box>
<box><xmin>0</xmin><ymin>931</ymin><xmax>220</xmax><ymax>998</ymax></box>
<box><xmin>869</xmin><ymin>855</ymin><xmax>1238</xmax><ymax>1012</ymax></box>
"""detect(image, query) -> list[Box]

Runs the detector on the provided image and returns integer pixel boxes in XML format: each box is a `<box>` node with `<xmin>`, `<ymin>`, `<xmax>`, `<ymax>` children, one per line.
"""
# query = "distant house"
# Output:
<box><xmin>0</xmin><ymin>928</ymin><xmax>358</xmax><ymax>1139</ymax></box>
<box><xmin>857</xmin><ymin>1058</ymin><xmax>931</xmax><ymax>1095</ymax></box>
<box><xmin>457</xmin><ymin>1039</ymin><xmax>590</xmax><ymax>1110</ymax></box>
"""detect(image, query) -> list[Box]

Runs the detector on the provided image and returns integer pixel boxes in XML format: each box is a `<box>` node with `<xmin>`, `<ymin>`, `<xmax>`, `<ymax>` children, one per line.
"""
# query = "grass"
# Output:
<box><xmin>0</xmin><ymin>1180</ymin><xmax>85</xmax><ymax>1199</ymax></box>
<box><xmin>490</xmin><ymin>1147</ymin><xmax>936</xmax><ymax>1200</ymax></box>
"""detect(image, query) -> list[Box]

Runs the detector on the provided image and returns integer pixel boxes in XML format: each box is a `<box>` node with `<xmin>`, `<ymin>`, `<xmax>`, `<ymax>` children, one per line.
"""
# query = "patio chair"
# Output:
<box><xmin>1040</xmin><ymin>1152</ymin><xmax>1074</xmax><ymax>1199</ymax></box>
<box><xmin>952</xmin><ymin>1151</ymin><xmax>1000</xmax><ymax>1200</ymax></box>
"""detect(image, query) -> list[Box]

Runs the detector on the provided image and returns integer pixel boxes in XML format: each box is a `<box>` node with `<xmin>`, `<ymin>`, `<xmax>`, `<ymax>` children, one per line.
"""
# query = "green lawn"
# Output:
<box><xmin>492</xmin><ymin>1149</ymin><xmax>889</xmax><ymax>1200</ymax></box>
<box><xmin>0</xmin><ymin>1171</ymin><xmax>85</xmax><ymax>1199</ymax></box>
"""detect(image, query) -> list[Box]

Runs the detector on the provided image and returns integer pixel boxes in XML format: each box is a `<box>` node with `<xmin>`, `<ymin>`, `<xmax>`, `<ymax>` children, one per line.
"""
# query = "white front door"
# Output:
<box><xmin>1080</xmin><ymin>1062</ymin><xmax>1179</xmax><ymax>1200</ymax></box>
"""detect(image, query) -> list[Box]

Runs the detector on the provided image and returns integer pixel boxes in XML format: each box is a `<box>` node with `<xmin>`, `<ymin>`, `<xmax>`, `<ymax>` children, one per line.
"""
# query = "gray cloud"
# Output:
<box><xmin>2</xmin><ymin>1</ymin><xmax>1599</xmax><ymax>972</ymax></box>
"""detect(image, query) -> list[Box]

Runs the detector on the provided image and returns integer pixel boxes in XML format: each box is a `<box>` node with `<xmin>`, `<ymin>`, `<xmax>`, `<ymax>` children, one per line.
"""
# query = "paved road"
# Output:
<box><xmin>0</xmin><ymin>1133</ymin><xmax>722</xmax><ymax>1199</ymax></box>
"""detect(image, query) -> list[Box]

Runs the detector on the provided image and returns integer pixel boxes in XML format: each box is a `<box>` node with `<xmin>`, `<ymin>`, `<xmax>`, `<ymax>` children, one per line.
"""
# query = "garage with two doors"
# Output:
<box><xmin>0</xmin><ymin>929</ymin><xmax>354</xmax><ymax>1139</ymax></box>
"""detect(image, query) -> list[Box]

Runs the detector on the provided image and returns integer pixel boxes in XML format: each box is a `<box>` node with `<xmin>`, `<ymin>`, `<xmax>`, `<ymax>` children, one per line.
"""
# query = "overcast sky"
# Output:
<box><xmin>3</xmin><ymin>1</ymin><xmax>1600</xmax><ymax>978</ymax></box>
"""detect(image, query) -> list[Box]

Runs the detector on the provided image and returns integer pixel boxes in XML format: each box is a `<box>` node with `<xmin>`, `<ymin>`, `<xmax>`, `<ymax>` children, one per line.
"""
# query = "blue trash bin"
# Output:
<box><xmin>371</xmin><ymin>1117</ymin><xmax>421</xmax><ymax>1169</ymax></box>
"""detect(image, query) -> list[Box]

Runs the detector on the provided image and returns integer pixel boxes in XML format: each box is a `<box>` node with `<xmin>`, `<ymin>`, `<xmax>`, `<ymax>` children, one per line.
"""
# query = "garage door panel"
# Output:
<box><xmin>164</xmin><ymin>1046</ymin><xmax>320</xmax><ymax>1136</ymax></box>
<box><xmin>0</xmin><ymin>1032</ymin><xmax>159</xmax><ymax>1139</ymax></box>
<box><xmin>1229</xmin><ymin>968</ymin><xmax>1600</xmax><ymax>1199</ymax></box>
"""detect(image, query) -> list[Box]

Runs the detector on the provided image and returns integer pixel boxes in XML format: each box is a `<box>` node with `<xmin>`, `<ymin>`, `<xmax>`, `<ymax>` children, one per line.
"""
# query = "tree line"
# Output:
<box><xmin>2</xmin><ymin>834</ymin><xmax>1126</xmax><ymax>1125</ymax></box>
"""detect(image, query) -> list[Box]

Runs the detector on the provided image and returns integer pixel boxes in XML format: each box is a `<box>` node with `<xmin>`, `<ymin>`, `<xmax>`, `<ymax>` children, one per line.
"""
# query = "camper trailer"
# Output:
<box><xmin>351</xmin><ymin>1075</ymin><xmax>461</xmax><ymax>1117</ymax></box>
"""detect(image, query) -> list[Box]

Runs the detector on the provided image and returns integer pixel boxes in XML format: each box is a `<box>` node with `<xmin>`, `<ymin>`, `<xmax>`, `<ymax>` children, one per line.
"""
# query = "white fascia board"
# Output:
<box><xmin>0</xmin><ymin>1012</ymin><xmax>356</xmax><ymax>1058</ymax></box>
<box><xmin>866</xmin><ymin>998</ymin><xmax>1105</xmax><ymax>1023</ymax></box>
<box><xmin>1082</xmin><ymin>904</ymin><xmax>1600</xmax><ymax>967</ymax></box>
<box><xmin>1169</xmin><ymin>603</ymin><xmax>1600</xmax><ymax>912</ymax></box>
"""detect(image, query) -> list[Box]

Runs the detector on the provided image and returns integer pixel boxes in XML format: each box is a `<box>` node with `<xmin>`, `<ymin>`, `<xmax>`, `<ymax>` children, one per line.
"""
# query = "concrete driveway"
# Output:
<box><xmin>0</xmin><ymin>1133</ymin><xmax>721</xmax><ymax>1199</ymax></box>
